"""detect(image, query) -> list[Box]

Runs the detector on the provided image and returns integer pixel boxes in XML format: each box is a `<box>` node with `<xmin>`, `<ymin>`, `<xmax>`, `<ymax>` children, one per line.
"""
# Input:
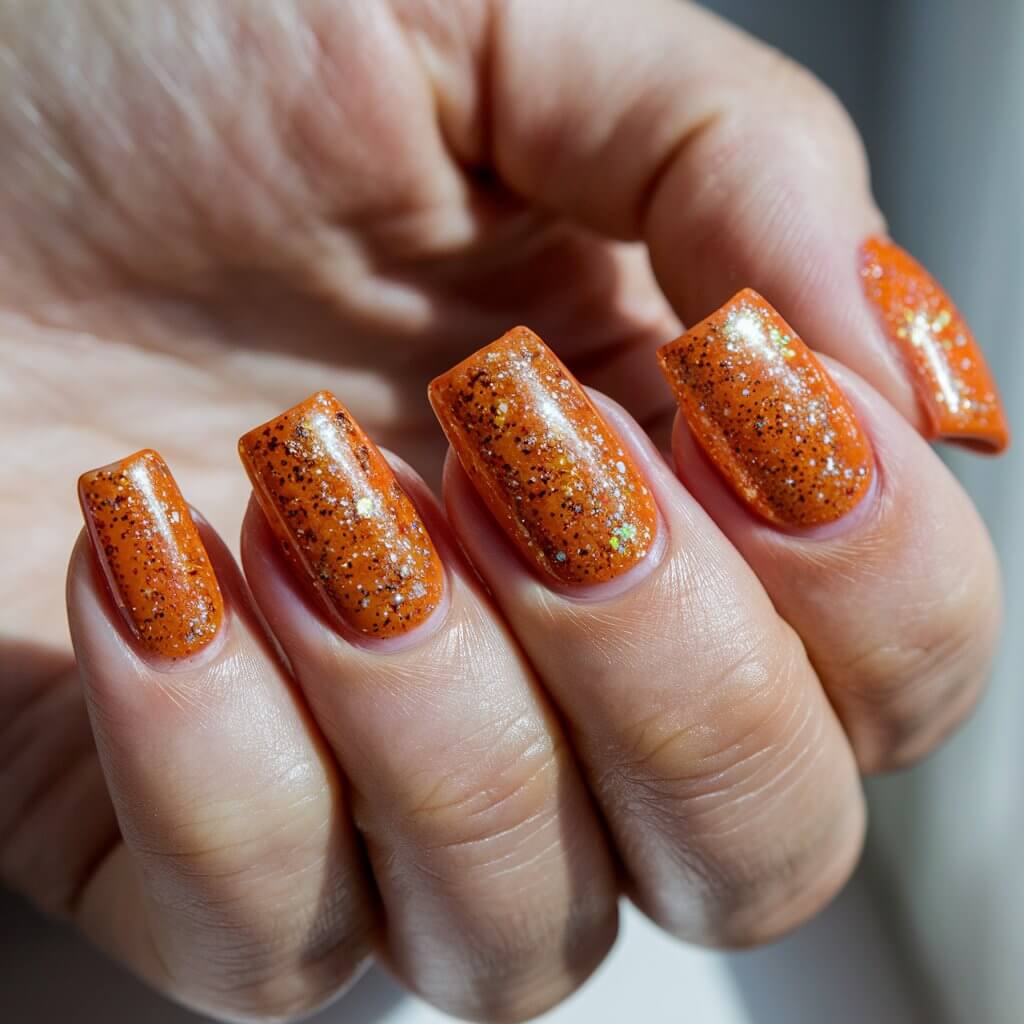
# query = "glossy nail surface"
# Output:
<box><xmin>429</xmin><ymin>326</ymin><xmax>658</xmax><ymax>585</ymax></box>
<box><xmin>239</xmin><ymin>391</ymin><xmax>444</xmax><ymax>639</ymax></box>
<box><xmin>861</xmin><ymin>236</ymin><xmax>1008</xmax><ymax>452</ymax></box>
<box><xmin>78</xmin><ymin>450</ymin><xmax>223</xmax><ymax>659</ymax></box>
<box><xmin>658</xmin><ymin>289</ymin><xmax>874</xmax><ymax>528</ymax></box>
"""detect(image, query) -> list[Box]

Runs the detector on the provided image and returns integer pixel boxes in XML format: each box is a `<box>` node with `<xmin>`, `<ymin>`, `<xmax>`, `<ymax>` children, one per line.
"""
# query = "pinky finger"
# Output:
<box><xmin>67</xmin><ymin>450</ymin><xmax>375</xmax><ymax>1021</ymax></box>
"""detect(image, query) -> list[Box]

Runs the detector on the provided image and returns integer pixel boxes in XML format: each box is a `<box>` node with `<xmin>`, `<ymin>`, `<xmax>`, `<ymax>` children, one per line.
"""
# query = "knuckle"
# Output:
<box><xmin>162</xmin><ymin>892</ymin><xmax>372</xmax><ymax>1024</ymax></box>
<box><xmin>752</xmin><ymin>48</ymin><xmax>867</xmax><ymax>166</ymax></box>
<box><xmin>189</xmin><ymin>967</ymin><xmax>359</xmax><ymax>1024</ymax></box>
<box><xmin>699</xmin><ymin>795</ymin><xmax>865</xmax><ymax>949</ymax></box>
<box><xmin>379</xmin><ymin>714</ymin><xmax>617</xmax><ymax>1021</ymax></box>
<box><xmin>840</xmin><ymin>569</ymin><xmax>1002</xmax><ymax>772</ymax></box>
<box><xmin>651</xmin><ymin>47</ymin><xmax>875</xmax><ymax>295</ymax></box>
<box><xmin>600</xmin><ymin>626</ymin><xmax>864</xmax><ymax>947</ymax></box>
<box><xmin>707</xmin><ymin>50</ymin><xmax>868</xmax><ymax>187</ymax></box>
<box><xmin>425</xmin><ymin>903</ymin><xmax>617</xmax><ymax>1024</ymax></box>
<box><xmin>131</xmin><ymin>785</ymin><xmax>375</xmax><ymax>1022</ymax></box>
<box><xmin>401</xmin><ymin>711</ymin><xmax>564</xmax><ymax>867</ymax></box>
<box><xmin>137</xmin><ymin>772</ymin><xmax>334</xmax><ymax>892</ymax></box>
<box><xmin>608</xmin><ymin>626</ymin><xmax>808</xmax><ymax>802</ymax></box>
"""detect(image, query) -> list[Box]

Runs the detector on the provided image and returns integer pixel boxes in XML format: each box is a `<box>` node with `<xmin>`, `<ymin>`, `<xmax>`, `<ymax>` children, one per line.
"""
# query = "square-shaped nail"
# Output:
<box><xmin>78</xmin><ymin>450</ymin><xmax>223</xmax><ymax>659</ymax></box>
<box><xmin>658</xmin><ymin>289</ymin><xmax>874</xmax><ymax>528</ymax></box>
<box><xmin>429</xmin><ymin>326</ymin><xmax>658</xmax><ymax>585</ymax></box>
<box><xmin>860</xmin><ymin>236</ymin><xmax>1008</xmax><ymax>452</ymax></box>
<box><xmin>238</xmin><ymin>391</ymin><xmax>444</xmax><ymax>639</ymax></box>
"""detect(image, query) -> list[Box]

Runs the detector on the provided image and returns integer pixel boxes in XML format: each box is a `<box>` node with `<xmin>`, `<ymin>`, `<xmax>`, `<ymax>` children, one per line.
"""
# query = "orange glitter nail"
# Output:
<box><xmin>429</xmin><ymin>326</ymin><xmax>658</xmax><ymax>585</ymax></box>
<box><xmin>658</xmin><ymin>289</ymin><xmax>874</xmax><ymax>528</ymax></box>
<box><xmin>238</xmin><ymin>391</ymin><xmax>444</xmax><ymax>639</ymax></box>
<box><xmin>78</xmin><ymin>450</ymin><xmax>223</xmax><ymax>659</ymax></box>
<box><xmin>861</xmin><ymin>236</ymin><xmax>1008</xmax><ymax>452</ymax></box>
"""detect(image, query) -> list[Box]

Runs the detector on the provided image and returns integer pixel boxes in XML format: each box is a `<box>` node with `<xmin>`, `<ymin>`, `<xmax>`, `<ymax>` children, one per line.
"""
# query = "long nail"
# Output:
<box><xmin>238</xmin><ymin>391</ymin><xmax>444</xmax><ymax>639</ymax></box>
<box><xmin>78</xmin><ymin>450</ymin><xmax>224</xmax><ymax>659</ymax></box>
<box><xmin>429</xmin><ymin>326</ymin><xmax>658</xmax><ymax>585</ymax></box>
<box><xmin>658</xmin><ymin>289</ymin><xmax>874</xmax><ymax>528</ymax></box>
<box><xmin>860</xmin><ymin>236</ymin><xmax>1009</xmax><ymax>452</ymax></box>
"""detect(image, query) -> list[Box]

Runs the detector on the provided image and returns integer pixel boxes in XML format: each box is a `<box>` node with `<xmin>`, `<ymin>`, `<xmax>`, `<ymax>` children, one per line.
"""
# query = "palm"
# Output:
<box><xmin>0</xmin><ymin>0</ymin><xmax>675</xmax><ymax>913</ymax></box>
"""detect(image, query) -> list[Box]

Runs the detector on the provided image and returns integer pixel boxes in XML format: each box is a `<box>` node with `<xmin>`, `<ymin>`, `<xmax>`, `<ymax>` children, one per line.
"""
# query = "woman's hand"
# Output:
<box><xmin>1</xmin><ymin>1</ymin><xmax>1005</xmax><ymax>1021</ymax></box>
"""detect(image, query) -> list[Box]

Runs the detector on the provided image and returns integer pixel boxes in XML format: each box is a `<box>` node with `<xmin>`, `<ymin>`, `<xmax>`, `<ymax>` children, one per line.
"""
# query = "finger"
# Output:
<box><xmin>440</xmin><ymin>0</ymin><xmax>1008</xmax><ymax>450</ymax></box>
<box><xmin>430</xmin><ymin>327</ymin><xmax>865</xmax><ymax>948</ymax></box>
<box><xmin>237</xmin><ymin>392</ymin><xmax>618</xmax><ymax>1023</ymax></box>
<box><xmin>68</xmin><ymin>450</ymin><xmax>375</xmax><ymax>1021</ymax></box>
<box><xmin>659</xmin><ymin>291</ymin><xmax>1002</xmax><ymax>770</ymax></box>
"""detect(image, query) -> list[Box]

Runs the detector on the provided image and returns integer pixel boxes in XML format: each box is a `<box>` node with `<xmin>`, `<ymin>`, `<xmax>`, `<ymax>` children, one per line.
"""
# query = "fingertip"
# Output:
<box><xmin>237</xmin><ymin>392</ymin><xmax>451</xmax><ymax>651</ymax></box>
<box><xmin>672</xmin><ymin>350</ymin><xmax>1003</xmax><ymax>772</ymax></box>
<box><xmin>74</xmin><ymin>450</ymin><xmax>226</xmax><ymax>669</ymax></box>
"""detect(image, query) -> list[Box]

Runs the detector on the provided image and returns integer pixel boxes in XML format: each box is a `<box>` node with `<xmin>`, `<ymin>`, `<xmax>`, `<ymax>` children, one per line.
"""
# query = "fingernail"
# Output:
<box><xmin>429</xmin><ymin>326</ymin><xmax>659</xmax><ymax>585</ymax></box>
<box><xmin>657</xmin><ymin>289</ymin><xmax>874</xmax><ymax>528</ymax></box>
<box><xmin>860</xmin><ymin>236</ymin><xmax>1009</xmax><ymax>452</ymax></box>
<box><xmin>78</xmin><ymin>450</ymin><xmax>224</xmax><ymax>660</ymax></box>
<box><xmin>238</xmin><ymin>391</ymin><xmax>445</xmax><ymax>640</ymax></box>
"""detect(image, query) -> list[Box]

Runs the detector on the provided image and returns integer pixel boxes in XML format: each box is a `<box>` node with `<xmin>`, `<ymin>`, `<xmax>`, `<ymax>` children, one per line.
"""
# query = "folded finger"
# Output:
<box><xmin>659</xmin><ymin>291</ymin><xmax>1003</xmax><ymax>770</ymax></box>
<box><xmin>68</xmin><ymin>450</ymin><xmax>374</xmax><ymax>1021</ymax></box>
<box><xmin>237</xmin><ymin>392</ymin><xmax>618</xmax><ymax>1022</ymax></box>
<box><xmin>430</xmin><ymin>328</ymin><xmax>865</xmax><ymax>948</ymax></box>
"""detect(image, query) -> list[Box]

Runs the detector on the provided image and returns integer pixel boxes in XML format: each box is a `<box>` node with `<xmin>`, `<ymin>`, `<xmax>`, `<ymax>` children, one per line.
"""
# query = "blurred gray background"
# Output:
<box><xmin>713</xmin><ymin>4</ymin><xmax>1024</xmax><ymax>1023</ymax></box>
<box><xmin>3</xmin><ymin>2</ymin><xmax>1021</xmax><ymax>1021</ymax></box>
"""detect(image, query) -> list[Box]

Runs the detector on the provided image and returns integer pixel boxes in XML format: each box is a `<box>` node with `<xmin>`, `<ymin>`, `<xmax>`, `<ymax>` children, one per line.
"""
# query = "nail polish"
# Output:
<box><xmin>658</xmin><ymin>289</ymin><xmax>874</xmax><ymax>528</ymax></box>
<box><xmin>429</xmin><ymin>326</ymin><xmax>658</xmax><ymax>585</ymax></box>
<box><xmin>238</xmin><ymin>391</ymin><xmax>444</xmax><ymax>639</ymax></box>
<box><xmin>860</xmin><ymin>236</ymin><xmax>1008</xmax><ymax>452</ymax></box>
<box><xmin>78</xmin><ymin>450</ymin><xmax>223</xmax><ymax>659</ymax></box>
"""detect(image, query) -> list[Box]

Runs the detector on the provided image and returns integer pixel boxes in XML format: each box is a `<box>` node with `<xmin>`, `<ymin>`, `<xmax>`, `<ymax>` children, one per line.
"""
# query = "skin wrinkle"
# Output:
<box><xmin>470</xmin><ymin>833</ymin><xmax>567</xmax><ymax>888</ymax></box>
<box><xmin>244</xmin><ymin>475</ymin><xmax>618</xmax><ymax>1019</ymax></box>
<box><xmin>406</xmin><ymin>750</ymin><xmax>559</xmax><ymax>841</ymax></box>
<box><xmin>0</xmin><ymin>1</ymin><xmax>1003</xmax><ymax>1017</ymax></box>
<box><xmin>419</xmin><ymin>805</ymin><xmax>555</xmax><ymax>862</ymax></box>
<box><xmin>0</xmin><ymin>2</ymin><xmax>460</xmax><ymax>308</ymax></box>
<box><xmin>327</xmin><ymin>613</ymin><xmax>520</xmax><ymax>720</ymax></box>
<box><xmin>145</xmin><ymin>784</ymin><xmax>333</xmax><ymax>869</ymax></box>
<box><xmin>611</xmin><ymin>646</ymin><xmax>817</xmax><ymax>815</ymax></box>
<box><xmin>407</xmin><ymin>720</ymin><xmax>559</xmax><ymax>822</ymax></box>
<box><xmin>144</xmin><ymin>855</ymin><xmax>364</xmax><ymax>1006</ymax></box>
<box><xmin>687</xmin><ymin>701</ymin><xmax>826</xmax><ymax>839</ymax></box>
<box><xmin>772</xmin><ymin>491</ymin><xmax>1000</xmax><ymax>759</ymax></box>
<box><xmin>394</xmin><ymin>0</ymin><xmax>492</xmax><ymax>166</ymax></box>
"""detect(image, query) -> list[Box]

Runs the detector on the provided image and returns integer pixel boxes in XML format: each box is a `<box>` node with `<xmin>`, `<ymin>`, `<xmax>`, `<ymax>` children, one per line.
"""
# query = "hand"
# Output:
<box><xmin>2</xmin><ymin>1</ymin><xmax>1005</xmax><ymax>1021</ymax></box>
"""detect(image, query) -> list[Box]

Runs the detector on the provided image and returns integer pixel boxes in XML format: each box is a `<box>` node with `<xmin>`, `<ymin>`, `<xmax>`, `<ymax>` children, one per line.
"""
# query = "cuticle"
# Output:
<box><xmin>329</xmin><ymin>565</ymin><xmax>454</xmax><ymax>655</ymax></box>
<box><xmin>131</xmin><ymin>605</ymin><xmax>231</xmax><ymax>673</ymax></box>
<box><xmin>777</xmin><ymin>456</ymin><xmax>883</xmax><ymax>542</ymax></box>
<box><xmin>543</xmin><ymin>505</ymin><xmax>670</xmax><ymax>604</ymax></box>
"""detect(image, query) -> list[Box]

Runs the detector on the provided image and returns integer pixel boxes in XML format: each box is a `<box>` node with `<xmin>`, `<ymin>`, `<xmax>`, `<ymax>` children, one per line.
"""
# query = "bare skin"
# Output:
<box><xmin>1</xmin><ymin>2</ymin><xmax>1002</xmax><ymax>1021</ymax></box>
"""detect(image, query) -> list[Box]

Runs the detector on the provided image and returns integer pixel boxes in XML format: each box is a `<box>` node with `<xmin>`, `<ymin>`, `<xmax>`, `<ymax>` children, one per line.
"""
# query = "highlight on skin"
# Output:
<box><xmin>860</xmin><ymin>236</ymin><xmax>1009</xmax><ymax>452</ymax></box>
<box><xmin>658</xmin><ymin>289</ymin><xmax>875</xmax><ymax>528</ymax></box>
<box><xmin>429</xmin><ymin>326</ymin><xmax>658</xmax><ymax>585</ymax></box>
<box><xmin>238</xmin><ymin>391</ymin><xmax>445</xmax><ymax>639</ymax></box>
<box><xmin>77</xmin><ymin>449</ymin><xmax>223</xmax><ymax>659</ymax></box>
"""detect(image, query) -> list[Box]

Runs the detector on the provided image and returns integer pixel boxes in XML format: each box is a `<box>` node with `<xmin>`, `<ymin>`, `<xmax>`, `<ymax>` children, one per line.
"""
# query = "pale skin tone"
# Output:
<box><xmin>0</xmin><ymin>1</ymin><xmax>1003</xmax><ymax>1022</ymax></box>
